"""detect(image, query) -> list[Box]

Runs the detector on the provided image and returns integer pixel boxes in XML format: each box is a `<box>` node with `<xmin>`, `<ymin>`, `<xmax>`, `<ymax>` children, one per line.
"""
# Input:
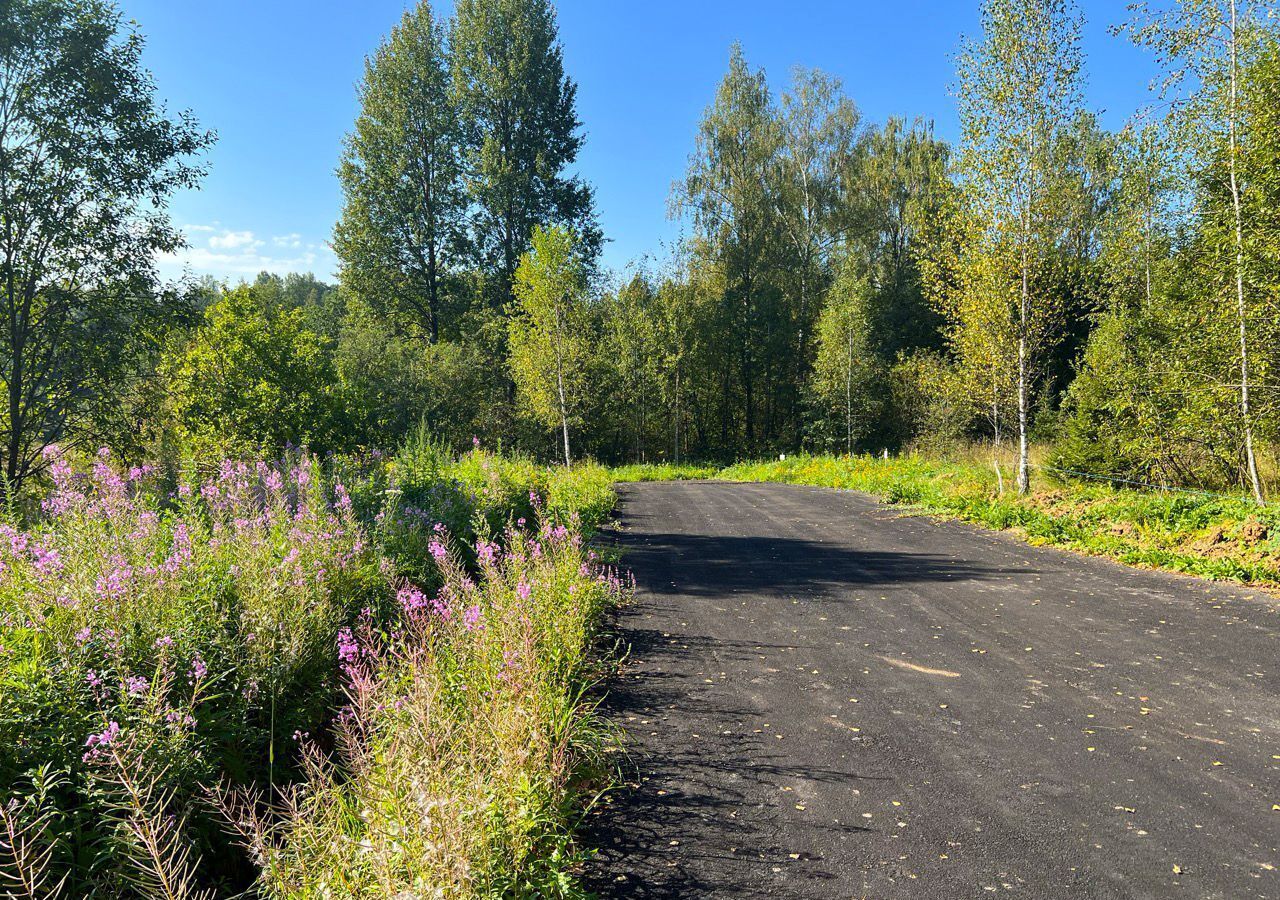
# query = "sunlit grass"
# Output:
<box><xmin>613</xmin><ymin>452</ymin><xmax>1280</xmax><ymax>586</ymax></box>
<box><xmin>0</xmin><ymin>440</ymin><xmax>623</xmax><ymax>898</ymax></box>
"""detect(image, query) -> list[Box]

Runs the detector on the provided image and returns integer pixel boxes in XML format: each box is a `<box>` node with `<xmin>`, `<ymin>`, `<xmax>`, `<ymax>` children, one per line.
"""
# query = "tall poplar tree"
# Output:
<box><xmin>954</xmin><ymin>0</ymin><xmax>1086</xmax><ymax>493</ymax></box>
<box><xmin>334</xmin><ymin>1</ymin><xmax>463</xmax><ymax>343</ymax></box>
<box><xmin>451</xmin><ymin>0</ymin><xmax>599</xmax><ymax>309</ymax></box>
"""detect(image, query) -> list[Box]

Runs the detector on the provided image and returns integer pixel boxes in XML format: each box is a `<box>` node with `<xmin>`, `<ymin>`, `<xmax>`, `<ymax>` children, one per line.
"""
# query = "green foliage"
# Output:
<box><xmin>889</xmin><ymin>350</ymin><xmax>972</xmax><ymax>449</ymax></box>
<box><xmin>610</xmin><ymin>462</ymin><xmax>719</xmax><ymax>482</ymax></box>
<box><xmin>806</xmin><ymin>260</ymin><xmax>886</xmax><ymax>452</ymax></box>
<box><xmin>334</xmin><ymin>0</ymin><xmax>466</xmax><ymax>343</ymax></box>
<box><xmin>0</xmin><ymin>0</ymin><xmax>213</xmax><ymax>493</ymax></box>
<box><xmin>508</xmin><ymin>226</ymin><xmax>592</xmax><ymax>464</ymax></box>
<box><xmin>238</xmin><ymin>521</ymin><xmax>624</xmax><ymax>899</ymax></box>
<box><xmin>0</xmin><ymin>439</ymin><xmax>620</xmax><ymax>896</ymax></box>
<box><xmin>451</xmin><ymin>0</ymin><xmax>600</xmax><ymax>305</ymax></box>
<box><xmin>334</xmin><ymin>304</ymin><xmax>489</xmax><ymax>449</ymax></box>
<box><xmin>953</xmin><ymin>0</ymin><xmax>1088</xmax><ymax>491</ymax></box>
<box><xmin>163</xmin><ymin>284</ymin><xmax>347</xmax><ymax>457</ymax></box>
<box><xmin>0</xmin><ymin>451</ymin><xmax>384</xmax><ymax>894</ymax></box>
<box><xmin>676</xmin><ymin>44</ymin><xmax>787</xmax><ymax>453</ymax></box>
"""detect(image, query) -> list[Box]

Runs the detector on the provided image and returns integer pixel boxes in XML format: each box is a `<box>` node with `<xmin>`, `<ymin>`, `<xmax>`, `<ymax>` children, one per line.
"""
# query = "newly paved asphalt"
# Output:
<box><xmin>583</xmin><ymin>481</ymin><xmax>1279</xmax><ymax>899</ymax></box>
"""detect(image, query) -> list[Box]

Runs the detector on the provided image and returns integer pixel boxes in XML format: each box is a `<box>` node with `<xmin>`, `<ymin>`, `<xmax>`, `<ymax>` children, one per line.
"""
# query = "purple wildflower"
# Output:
<box><xmin>83</xmin><ymin>721</ymin><xmax>120</xmax><ymax>761</ymax></box>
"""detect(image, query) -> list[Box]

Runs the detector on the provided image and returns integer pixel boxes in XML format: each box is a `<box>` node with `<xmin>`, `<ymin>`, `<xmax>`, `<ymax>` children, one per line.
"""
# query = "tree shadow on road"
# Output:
<box><xmin>614</xmin><ymin>529</ymin><xmax>1028</xmax><ymax>598</ymax></box>
<box><xmin>581</xmin><ymin>508</ymin><xmax>1028</xmax><ymax>896</ymax></box>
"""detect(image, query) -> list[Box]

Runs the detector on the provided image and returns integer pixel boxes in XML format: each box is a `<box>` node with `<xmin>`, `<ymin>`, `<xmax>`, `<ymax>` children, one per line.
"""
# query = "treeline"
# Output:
<box><xmin>557</xmin><ymin>0</ymin><xmax>1280</xmax><ymax>500</ymax></box>
<box><xmin>5</xmin><ymin>0</ymin><xmax>1280</xmax><ymax>500</ymax></box>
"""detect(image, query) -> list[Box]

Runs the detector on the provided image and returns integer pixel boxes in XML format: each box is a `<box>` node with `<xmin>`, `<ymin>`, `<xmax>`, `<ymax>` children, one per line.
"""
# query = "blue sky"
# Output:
<box><xmin>127</xmin><ymin>0</ymin><xmax>1164</xmax><ymax>284</ymax></box>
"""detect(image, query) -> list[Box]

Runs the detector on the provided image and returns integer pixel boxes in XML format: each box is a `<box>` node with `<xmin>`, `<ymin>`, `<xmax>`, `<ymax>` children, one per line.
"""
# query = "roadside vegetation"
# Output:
<box><xmin>0</xmin><ymin>436</ymin><xmax>623</xmax><ymax>897</ymax></box>
<box><xmin>613</xmin><ymin>453</ymin><xmax>1280</xmax><ymax>586</ymax></box>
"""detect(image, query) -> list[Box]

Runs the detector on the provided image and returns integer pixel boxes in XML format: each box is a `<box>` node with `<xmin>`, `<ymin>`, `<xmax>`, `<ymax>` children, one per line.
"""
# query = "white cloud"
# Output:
<box><xmin>208</xmin><ymin>229</ymin><xmax>261</xmax><ymax>250</ymax></box>
<box><xmin>158</xmin><ymin>223</ymin><xmax>338</xmax><ymax>282</ymax></box>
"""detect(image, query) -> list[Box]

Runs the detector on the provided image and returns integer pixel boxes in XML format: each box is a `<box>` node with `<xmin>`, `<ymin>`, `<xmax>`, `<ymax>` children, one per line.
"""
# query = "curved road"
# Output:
<box><xmin>584</xmin><ymin>481</ymin><xmax>1279</xmax><ymax>899</ymax></box>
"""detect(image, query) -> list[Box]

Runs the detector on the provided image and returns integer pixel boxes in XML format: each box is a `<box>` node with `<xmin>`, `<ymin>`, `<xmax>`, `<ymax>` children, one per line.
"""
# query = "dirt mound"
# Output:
<box><xmin>1189</xmin><ymin>525</ymin><xmax>1227</xmax><ymax>554</ymax></box>
<box><xmin>1239</xmin><ymin>519</ymin><xmax>1268</xmax><ymax>544</ymax></box>
<box><xmin>1108</xmin><ymin>521</ymin><xmax>1137</xmax><ymax>539</ymax></box>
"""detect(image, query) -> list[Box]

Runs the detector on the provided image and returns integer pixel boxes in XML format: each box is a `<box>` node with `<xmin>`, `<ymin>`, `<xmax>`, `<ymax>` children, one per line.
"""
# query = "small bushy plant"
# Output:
<box><xmin>0</xmin><ymin>448</ymin><xmax>385</xmax><ymax>894</ymax></box>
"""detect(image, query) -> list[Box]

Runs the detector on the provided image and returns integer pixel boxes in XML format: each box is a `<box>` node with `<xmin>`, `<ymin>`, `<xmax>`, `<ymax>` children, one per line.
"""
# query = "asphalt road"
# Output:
<box><xmin>582</xmin><ymin>481</ymin><xmax>1280</xmax><ymax>899</ymax></box>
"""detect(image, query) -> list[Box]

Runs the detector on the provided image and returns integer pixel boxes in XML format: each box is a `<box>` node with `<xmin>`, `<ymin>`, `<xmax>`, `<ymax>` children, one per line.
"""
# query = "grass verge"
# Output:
<box><xmin>614</xmin><ymin>453</ymin><xmax>1280</xmax><ymax>588</ymax></box>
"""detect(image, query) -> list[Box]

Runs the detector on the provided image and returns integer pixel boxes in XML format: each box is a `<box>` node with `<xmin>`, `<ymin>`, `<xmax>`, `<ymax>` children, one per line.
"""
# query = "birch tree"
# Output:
<box><xmin>676</xmin><ymin>44</ymin><xmax>783</xmax><ymax>451</ymax></box>
<box><xmin>1100</xmin><ymin>120</ymin><xmax>1177</xmax><ymax>312</ymax></box>
<box><xmin>954</xmin><ymin>0</ymin><xmax>1086</xmax><ymax>493</ymax></box>
<box><xmin>1117</xmin><ymin>0</ymin><xmax>1274</xmax><ymax>503</ymax></box>
<box><xmin>508</xmin><ymin>226</ymin><xmax>589</xmax><ymax>465</ymax></box>
<box><xmin>775</xmin><ymin>69</ymin><xmax>863</xmax><ymax>366</ymax></box>
<box><xmin>808</xmin><ymin>259</ymin><xmax>883</xmax><ymax>454</ymax></box>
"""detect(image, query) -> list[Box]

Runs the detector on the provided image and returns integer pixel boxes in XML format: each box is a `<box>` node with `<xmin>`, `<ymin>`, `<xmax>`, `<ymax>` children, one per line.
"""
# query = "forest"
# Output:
<box><xmin>2</xmin><ymin>0</ymin><xmax>1280</xmax><ymax>896</ymax></box>
<box><xmin>2</xmin><ymin>0</ymin><xmax>1277</xmax><ymax>502</ymax></box>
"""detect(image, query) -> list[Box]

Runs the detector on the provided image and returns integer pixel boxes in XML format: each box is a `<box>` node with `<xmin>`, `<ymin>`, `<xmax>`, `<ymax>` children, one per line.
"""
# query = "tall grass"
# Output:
<box><xmin>225</xmin><ymin>515</ymin><xmax>625</xmax><ymax>898</ymax></box>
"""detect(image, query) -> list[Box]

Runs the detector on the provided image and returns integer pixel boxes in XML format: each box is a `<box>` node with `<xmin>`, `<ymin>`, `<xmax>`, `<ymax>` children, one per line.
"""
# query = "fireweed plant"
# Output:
<box><xmin>0</xmin><ymin>442</ymin><xmax>623</xmax><ymax>898</ymax></box>
<box><xmin>222</xmin><ymin>513</ymin><xmax>627</xmax><ymax>898</ymax></box>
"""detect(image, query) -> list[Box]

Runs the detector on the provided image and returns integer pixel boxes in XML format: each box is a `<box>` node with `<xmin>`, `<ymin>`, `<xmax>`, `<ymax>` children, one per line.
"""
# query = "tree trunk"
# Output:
<box><xmin>992</xmin><ymin>377</ymin><xmax>1004</xmax><ymax>496</ymax></box>
<box><xmin>845</xmin><ymin>324</ymin><xmax>854</xmax><ymax>455</ymax></box>
<box><xmin>556</xmin><ymin>366</ymin><xmax>571</xmax><ymax>467</ymax></box>
<box><xmin>1228</xmin><ymin>0</ymin><xmax>1265</xmax><ymax>505</ymax></box>
<box><xmin>1017</xmin><ymin>241</ymin><xmax>1031</xmax><ymax>495</ymax></box>
<box><xmin>553</xmin><ymin>310</ymin><xmax>571</xmax><ymax>467</ymax></box>
<box><xmin>673</xmin><ymin>365</ymin><xmax>682</xmax><ymax>465</ymax></box>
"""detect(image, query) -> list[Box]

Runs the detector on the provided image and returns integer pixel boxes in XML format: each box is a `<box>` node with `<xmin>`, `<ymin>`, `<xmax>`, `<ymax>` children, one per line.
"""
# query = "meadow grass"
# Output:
<box><xmin>614</xmin><ymin>453</ymin><xmax>1280</xmax><ymax>587</ymax></box>
<box><xmin>607</xmin><ymin>462</ymin><xmax>719</xmax><ymax>483</ymax></box>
